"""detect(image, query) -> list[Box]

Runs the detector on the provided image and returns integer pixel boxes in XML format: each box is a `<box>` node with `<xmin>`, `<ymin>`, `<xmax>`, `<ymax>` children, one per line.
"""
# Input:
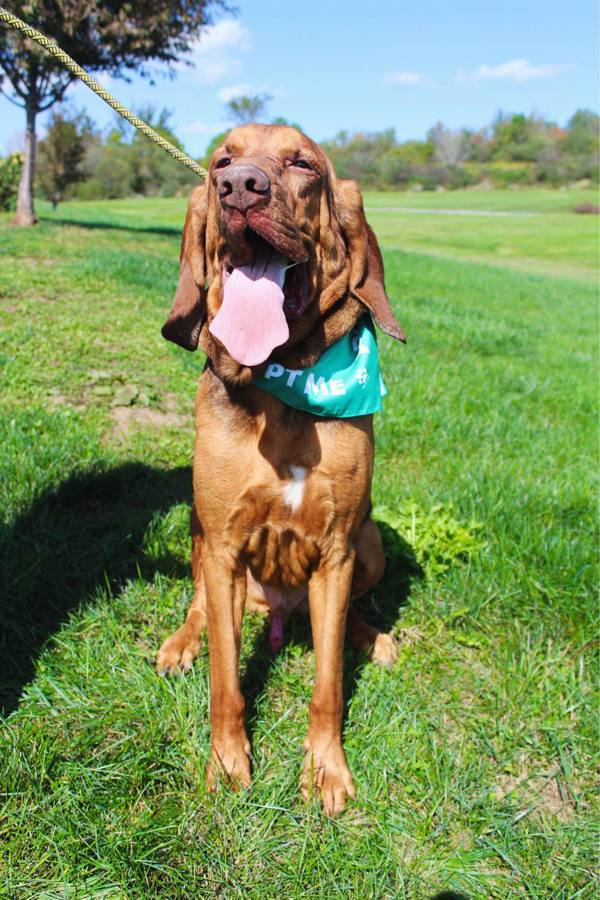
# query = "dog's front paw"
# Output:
<box><xmin>369</xmin><ymin>632</ymin><xmax>398</xmax><ymax>668</ymax></box>
<box><xmin>301</xmin><ymin>741</ymin><xmax>356</xmax><ymax>815</ymax></box>
<box><xmin>156</xmin><ymin>624</ymin><xmax>201</xmax><ymax>675</ymax></box>
<box><xmin>207</xmin><ymin>737</ymin><xmax>252</xmax><ymax>792</ymax></box>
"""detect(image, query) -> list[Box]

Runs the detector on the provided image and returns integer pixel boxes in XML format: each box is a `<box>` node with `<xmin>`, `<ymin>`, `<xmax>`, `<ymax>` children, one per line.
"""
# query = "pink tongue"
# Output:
<box><xmin>209</xmin><ymin>253</ymin><xmax>289</xmax><ymax>366</ymax></box>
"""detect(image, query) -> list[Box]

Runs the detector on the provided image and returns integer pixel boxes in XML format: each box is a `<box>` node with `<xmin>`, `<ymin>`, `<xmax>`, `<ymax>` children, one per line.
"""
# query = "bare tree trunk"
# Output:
<box><xmin>15</xmin><ymin>100</ymin><xmax>38</xmax><ymax>226</ymax></box>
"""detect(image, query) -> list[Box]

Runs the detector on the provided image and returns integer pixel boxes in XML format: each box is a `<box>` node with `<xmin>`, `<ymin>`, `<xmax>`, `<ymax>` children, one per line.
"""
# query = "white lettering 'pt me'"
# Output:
<box><xmin>283</xmin><ymin>465</ymin><xmax>307</xmax><ymax>512</ymax></box>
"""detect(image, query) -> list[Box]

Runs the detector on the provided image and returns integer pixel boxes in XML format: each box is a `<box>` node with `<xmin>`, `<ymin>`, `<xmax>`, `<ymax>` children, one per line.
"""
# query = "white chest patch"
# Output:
<box><xmin>283</xmin><ymin>465</ymin><xmax>307</xmax><ymax>512</ymax></box>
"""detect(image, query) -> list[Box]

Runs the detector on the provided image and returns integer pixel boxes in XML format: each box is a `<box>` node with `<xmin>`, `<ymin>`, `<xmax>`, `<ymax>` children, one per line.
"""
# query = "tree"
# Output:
<box><xmin>321</xmin><ymin>129</ymin><xmax>399</xmax><ymax>186</ymax></box>
<box><xmin>37</xmin><ymin>108</ymin><xmax>87</xmax><ymax>208</ymax></box>
<box><xmin>202</xmin><ymin>113</ymin><xmax>302</xmax><ymax>170</ymax></box>
<box><xmin>490</xmin><ymin>112</ymin><xmax>549</xmax><ymax>162</ymax></box>
<box><xmin>0</xmin><ymin>1</ymin><xmax>225</xmax><ymax>225</ymax></box>
<box><xmin>201</xmin><ymin>130</ymin><xmax>229</xmax><ymax>169</ymax></box>
<box><xmin>564</xmin><ymin>109</ymin><xmax>600</xmax><ymax>158</ymax></box>
<box><xmin>462</xmin><ymin>128</ymin><xmax>493</xmax><ymax>162</ymax></box>
<box><xmin>272</xmin><ymin>115</ymin><xmax>302</xmax><ymax>132</ymax></box>
<box><xmin>226</xmin><ymin>93</ymin><xmax>271</xmax><ymax>125</ymax></box>
<box><xmin>427</xmin><ymin>121</ymin><xmax>465</xmax><ymax>166</ymax></box>
<box><xmin>126</xmin><ymin>106</ymin><xmax>197</xmax><ymax>197</ymax></box>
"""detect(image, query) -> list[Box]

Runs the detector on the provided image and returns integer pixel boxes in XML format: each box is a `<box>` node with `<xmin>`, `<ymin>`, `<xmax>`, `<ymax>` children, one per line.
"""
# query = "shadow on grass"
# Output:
<box><xmin>40</xmin><ymin>216</ymin><xmax>181</xmax><ymax>238</ymax></box>
<box><xmin>1</xmin><ymin>460</ymin><xmax>421</xmax><ymax>734</ymax></box>
<box><xmin>0</xmin><ymin>462</ymin><xmax>192</xmax><ymax>715</ymax></box>
<box><xmin>341</xmin><ymin>522</ymin><xmax>422</xmax><ymax>724</ymax></box>
<box><xmin>431</xmin><ymin>893</ymin><xmax>470</xmax><ymax>900</ymax></box>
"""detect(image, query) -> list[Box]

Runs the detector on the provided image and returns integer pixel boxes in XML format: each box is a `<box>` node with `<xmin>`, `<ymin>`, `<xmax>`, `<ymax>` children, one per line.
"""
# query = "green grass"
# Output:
<box><xmin>0</xmin><ymin>191</ymin><xmax>597</xmax><ymax>897</ymax></box>
<box><xmin>37</xmin><ymin>186</ymin><xmax>600</xmax><ymax>282</ymax></box>
<box><xmin>362</xmin><ymin>187</ymin><xmax>599</xmax><ymax>213</ymax></box>
<box><xmin>362</xmin><ymin>189</ymin><xmax>600</xmax><ymax>281</ymax></box>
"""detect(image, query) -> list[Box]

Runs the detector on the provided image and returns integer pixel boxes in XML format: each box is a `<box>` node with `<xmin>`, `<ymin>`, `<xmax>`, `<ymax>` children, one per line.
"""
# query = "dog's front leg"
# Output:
<box><xmin>203</xmin><ymin>549</ymin><xmax>251</xmax><ymax>791</ymax></box>
<box><xmin>302</xmin><ymin>552</ymin><xmax>356</xmax><ymax>815</ymax></box>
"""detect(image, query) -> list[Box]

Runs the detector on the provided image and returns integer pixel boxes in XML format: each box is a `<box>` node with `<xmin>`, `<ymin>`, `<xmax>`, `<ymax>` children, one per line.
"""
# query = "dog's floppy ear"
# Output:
<box><xmin>162</xmin><ymin>184</ymin><xmax>207</xmax><ymax>351</ymax></box>
<box><xmin>334</xmin><ymin>179</ymin><xmax>406</xmax><ymax>343</ymax></box>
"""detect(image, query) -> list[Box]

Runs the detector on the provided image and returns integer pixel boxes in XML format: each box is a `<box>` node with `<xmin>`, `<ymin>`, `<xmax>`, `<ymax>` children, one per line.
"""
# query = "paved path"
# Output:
<box><xmin>364</xmin><ymin>206</ymin><xmax>538</xmax><ymax>217</ymax></box>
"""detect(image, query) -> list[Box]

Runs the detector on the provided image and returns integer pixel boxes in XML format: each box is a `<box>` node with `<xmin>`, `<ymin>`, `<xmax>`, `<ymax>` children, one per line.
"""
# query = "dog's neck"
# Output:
<box><xmin>202</xmin><ymin>364</ymin><xmax>328</xmax><ymax>477</ymax></box>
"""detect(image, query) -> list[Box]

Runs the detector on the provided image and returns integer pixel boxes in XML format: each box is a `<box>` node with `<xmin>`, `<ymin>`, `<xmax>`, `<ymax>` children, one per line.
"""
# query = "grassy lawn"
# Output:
<box><xmin>362</xmin><ymin>187</ymin><xmax>599</xmax><ymax>213</ymax></box>
<box><xmin>0</xmin><ymin>190</ymin><xmax>597</xmax><ymax>897</ymax></box>
<box><xmin>38</xmin><ymin>187</ymin><xmax>600</xmax><ymax>282</ymax></box>
<box><xmin>363</xmin><ymin>189</ymin><xmax>599</xmax><ymax>282</ymax></box>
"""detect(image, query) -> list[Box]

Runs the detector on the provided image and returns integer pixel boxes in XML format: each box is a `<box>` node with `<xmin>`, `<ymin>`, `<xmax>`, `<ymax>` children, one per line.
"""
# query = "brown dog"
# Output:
<box><xmin>157</xmin><ymin>124</ymin><xmax>405</xmax><ymax>815</ymax></box>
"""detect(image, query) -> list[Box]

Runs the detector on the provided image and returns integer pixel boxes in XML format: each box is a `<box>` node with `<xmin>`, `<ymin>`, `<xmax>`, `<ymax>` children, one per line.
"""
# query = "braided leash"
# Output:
<box><xmin>0</xmin><ymin>6</ymin><xmax>207</xmax><ymax>179</ymax></box>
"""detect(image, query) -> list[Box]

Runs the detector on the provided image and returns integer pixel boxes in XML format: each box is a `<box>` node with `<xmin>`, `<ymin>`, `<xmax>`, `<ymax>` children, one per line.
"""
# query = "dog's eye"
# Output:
<box><xmin>292</xmin><ymin>159</ymin><xmax>313</xmax><ymax>170</ymax></box>
<box><xmin>215</xmin><ymin>157</ymin><xmax>231</xmax><ymax>169</ymax></box>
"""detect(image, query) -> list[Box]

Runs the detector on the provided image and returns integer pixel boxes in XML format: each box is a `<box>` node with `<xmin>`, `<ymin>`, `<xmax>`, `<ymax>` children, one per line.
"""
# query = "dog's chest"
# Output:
<box><xmin>227</xmin><ymin>463</ymin><xmax>334</xmax><ymax>589</ymax></box>
<box><xmin>195</xmin><ymin>376</ymin><xmax>375</xmax><ymax>588</ymax></box>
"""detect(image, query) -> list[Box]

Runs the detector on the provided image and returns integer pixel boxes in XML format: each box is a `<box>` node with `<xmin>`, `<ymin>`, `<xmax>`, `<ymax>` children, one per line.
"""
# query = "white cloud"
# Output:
<box><xmin>184</xmin><ymin>18</ymin><xmax>251</xmax><ymax>84</ymax></box>
<box><xmin>198</xmin><ymin>18</ymin><xmax>250</xmax><ymax>54</ymax></box>
<box><xmin>385</xmin><ymin>71</ymin><xmax>429</xmax><ymax>85</ymax></box>
<box><xmin>459</xmin><ymin>59</ymin><xmax>574</xmax><ymax>83</ymax></box>
<box><xmin>217</xmin><ymin>82</ymin><xmax>252</xmax><ymax>102</ymax></box>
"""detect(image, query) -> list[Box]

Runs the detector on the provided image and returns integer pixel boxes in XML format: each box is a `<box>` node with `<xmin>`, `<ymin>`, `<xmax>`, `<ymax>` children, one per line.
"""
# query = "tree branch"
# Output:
<box><xmin>0</xmin><ymin>85</ymin><xmax>25</xmax><ymax>108</ymax></box>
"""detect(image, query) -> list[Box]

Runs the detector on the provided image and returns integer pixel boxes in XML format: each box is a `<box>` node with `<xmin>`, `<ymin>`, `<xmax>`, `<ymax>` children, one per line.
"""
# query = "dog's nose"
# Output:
<box><xmin>217</xmin><ymin>163</ymin><xmax>270</xmax><ymax>212</ymax></box>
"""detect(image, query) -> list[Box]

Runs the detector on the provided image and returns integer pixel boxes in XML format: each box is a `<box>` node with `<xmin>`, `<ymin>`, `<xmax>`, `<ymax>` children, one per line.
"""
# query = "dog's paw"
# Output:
<box><xmin>156</xmin><ymin>624</ymin><xmax>201</xmax><ymax>675</ymax></box>
<box><xmin>206</xmin><ymin>737</ymin><xmax>252</xmax><ymax>792</ymax></box>
<box><xmin>369</xmin><ymin>632</ymin><xmax>398</xmax><ymax>668</ymax></box>
<box><xmin>301</xmin><ymin>742</ymin><xmax>356</xmax><ymax>816</ymax></box>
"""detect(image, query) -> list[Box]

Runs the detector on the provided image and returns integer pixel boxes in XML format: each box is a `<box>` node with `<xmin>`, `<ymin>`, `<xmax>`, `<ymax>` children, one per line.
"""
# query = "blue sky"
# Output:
<box><xmin>1</xmin><ymin>0</ymin><xmax>598</xmax><ymax>155</ymax></box>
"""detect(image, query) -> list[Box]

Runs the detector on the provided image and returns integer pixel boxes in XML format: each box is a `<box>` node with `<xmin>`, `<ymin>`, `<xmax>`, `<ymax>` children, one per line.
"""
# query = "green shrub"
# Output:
<box><xmin>0</xmin><ymin>152</ymin><xmax>23</xmax><ymax>211</ymax></box>
<box><xmin>447</xmin><ymin>165</ymin><xmax>479</xmax><ymax>189</ymax></box>
<box><xmin>480</xmin><ymin>164</ymin><xmax>534</xmax><ymax>188</ymax></box>
<box><xmin>536</xmin><ymin>156</ymin><xmax>599</xmax><ymax>185</ymax></box>
<box><xmin>374</xmin><ymin>502</ymin><xmax>483</xmax><ymax>579</ymax></box>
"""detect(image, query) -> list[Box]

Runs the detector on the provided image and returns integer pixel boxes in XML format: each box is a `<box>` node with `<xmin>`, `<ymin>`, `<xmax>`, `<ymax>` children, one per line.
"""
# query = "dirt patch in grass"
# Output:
<box><xmin>111</xmin><ymin>405</ymin><xmax>187</xmax><ymax>436</ymax></box>
<box><xmin>495</xmin><ymin>768</ymin><xmax>577</xmax><ymax>823</ymax></box>
<box><xmin>22</xmin><ymin>257</ymin><xmax>56</xmax><ymax>267</ymax></box>
<box><xmin>395</xmin><ymin>625</ymin><xmax>425</xmax><ymax>646</ymax></box>
<box><xmin>47</xmin><ymin>391</ymin><xmax>85</xmax><ymax>412</ymax></box>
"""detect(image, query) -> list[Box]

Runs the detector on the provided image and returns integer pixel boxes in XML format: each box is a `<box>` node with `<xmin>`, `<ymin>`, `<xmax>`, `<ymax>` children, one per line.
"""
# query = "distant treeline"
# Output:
<box><xmin>0</xmin><ymin>107</ymin><xmax>598</xmax><ymax>211</ymax></box>
<box><xmin>322</xmin><ymin>110</ymin><xmax>599</xmax><ymax>190</ymax></box>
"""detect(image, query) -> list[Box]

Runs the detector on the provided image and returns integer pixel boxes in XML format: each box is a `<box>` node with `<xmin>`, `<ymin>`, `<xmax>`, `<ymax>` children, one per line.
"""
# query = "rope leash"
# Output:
<box><xmin>0</xmin><ymin>6</ymin><xmax>207</xmax><ymax>179</ymax></box>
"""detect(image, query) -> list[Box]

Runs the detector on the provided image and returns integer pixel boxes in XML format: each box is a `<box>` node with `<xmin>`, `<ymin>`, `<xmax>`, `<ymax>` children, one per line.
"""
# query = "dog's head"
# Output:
<box><xmin>162</xmin><ymin>124</ymin><xmax>405</xmax><ymax>383</ymax></box>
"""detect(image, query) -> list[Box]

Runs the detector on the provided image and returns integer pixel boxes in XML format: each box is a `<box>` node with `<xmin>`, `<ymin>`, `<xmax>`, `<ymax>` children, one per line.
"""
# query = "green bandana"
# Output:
<box><xmin>253</xmin><ymin>315</ymin><xmax>387</xmax><ymax>418</ymax></box>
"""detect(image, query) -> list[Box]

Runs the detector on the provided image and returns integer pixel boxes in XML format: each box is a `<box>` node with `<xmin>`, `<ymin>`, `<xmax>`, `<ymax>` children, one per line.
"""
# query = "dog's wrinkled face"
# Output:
<box><xmin>205</xmin><ymin>126</ymin><xmax>327</xmax><ymax>367</ymax></box>
<box><xmin>162</xmin><ymin>124</ymin><xmax>405</xmax><ymax>381</ymax></box>
<box><xmin>212</xmin><ymin>129</ymin><xmax>318</xmax><ymax>264</ymax></box>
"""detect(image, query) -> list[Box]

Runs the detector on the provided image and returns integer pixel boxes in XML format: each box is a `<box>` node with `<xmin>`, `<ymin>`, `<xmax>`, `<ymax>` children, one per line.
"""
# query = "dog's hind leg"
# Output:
<box><xmin>156</xmin><ymin>508</ymin><xmax>207</xmax><ymax>674</ymax></box>
<box><xmin>346</xmin><ymin>515</ymin><xmax>398</xmax><ymax>668</ymax></box>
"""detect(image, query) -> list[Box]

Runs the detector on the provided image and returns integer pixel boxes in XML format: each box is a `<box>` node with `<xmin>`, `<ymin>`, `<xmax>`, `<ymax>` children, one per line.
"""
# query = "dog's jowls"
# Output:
<box><xmin>157</xmin><ymin>124</ymin><xmax>405</xmax><ymax>815</ymax></box>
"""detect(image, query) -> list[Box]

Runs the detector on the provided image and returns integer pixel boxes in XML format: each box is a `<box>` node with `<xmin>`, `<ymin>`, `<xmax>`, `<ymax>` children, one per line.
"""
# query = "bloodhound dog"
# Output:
<box><xmin>157</xmin><ymin>124</ymin><xmax>405</xmax><ymax>815</ymax></box>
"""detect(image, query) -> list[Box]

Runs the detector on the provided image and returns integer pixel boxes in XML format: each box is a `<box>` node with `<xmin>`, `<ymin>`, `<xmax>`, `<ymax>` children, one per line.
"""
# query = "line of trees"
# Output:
<box><xmin>0</xmin><ymin>92</ymin><xmax>303</xmax><ymax>210</ymax></box>
<box><xmin>36</xmin><ymin>106</ymin><xmax>198</xmax><ymax>206</ymax></box>
<box><xmin>0</xmin><ymin>0</ymin><xmax>225</xmax><ymax>224</ymax></box>
<box><xmin>0</xmin><ymin>105</ymin><xmax>598</xmax><ymax>212</ymax></box>
<box><xmin>321</xmin><ymin>111</ymin><xmax>599</xmax><ymax>190</ymax></box>
<box><xmin>0</xmin><ymin>4</ymin><xmax>598</xmax><ymax>221</ymax></box>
